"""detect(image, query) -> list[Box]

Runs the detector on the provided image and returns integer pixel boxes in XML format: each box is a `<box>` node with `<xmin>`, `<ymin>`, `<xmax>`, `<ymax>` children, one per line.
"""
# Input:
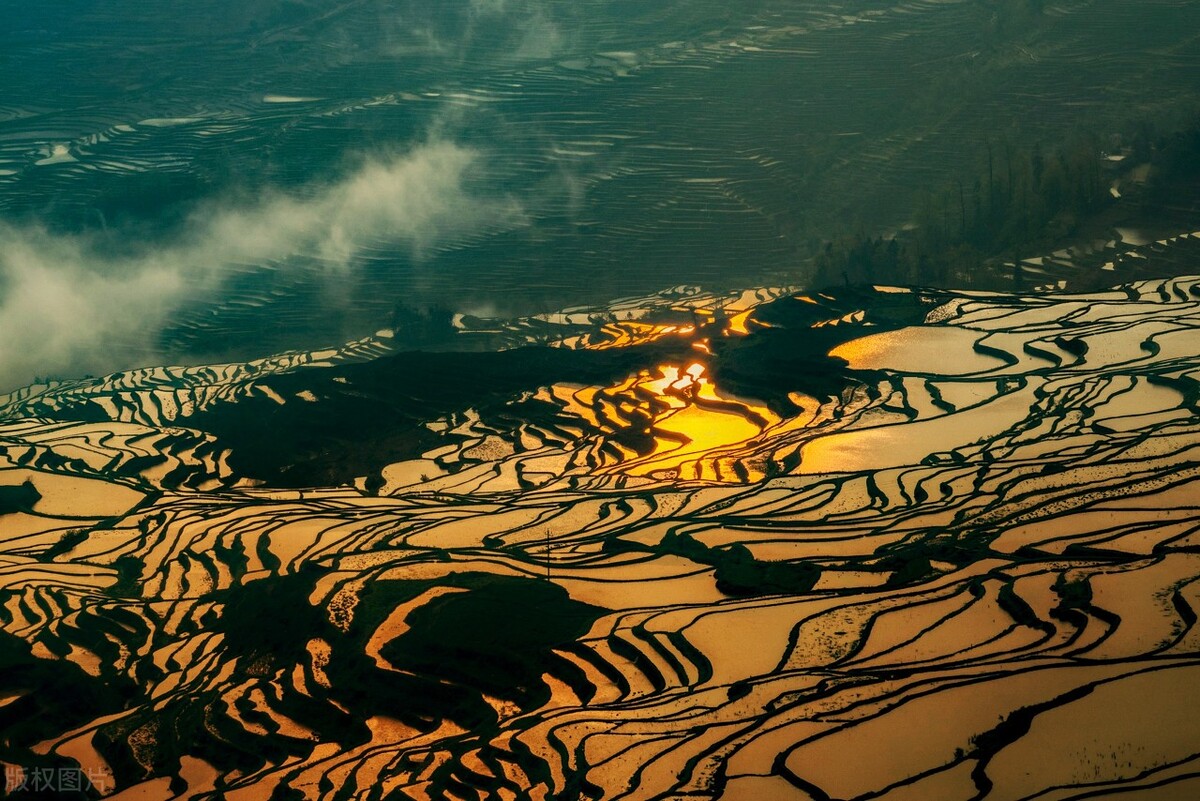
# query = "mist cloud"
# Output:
<box><xmin>0</xmin><ymin>140</ymin><xmax>523</xmax><ymax>391</ymax></box>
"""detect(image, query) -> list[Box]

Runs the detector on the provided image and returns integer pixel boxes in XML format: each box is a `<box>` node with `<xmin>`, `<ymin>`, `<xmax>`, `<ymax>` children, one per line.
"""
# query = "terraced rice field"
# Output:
<box><xmin>3</xmin><ymin>230</ymin><xmax>1200</xmax><ymax>797</ymax></box>
<box><xmin>6</xmin><ymin>0</ymin><xmax>1200</xmax><ymax>797</ymax></box>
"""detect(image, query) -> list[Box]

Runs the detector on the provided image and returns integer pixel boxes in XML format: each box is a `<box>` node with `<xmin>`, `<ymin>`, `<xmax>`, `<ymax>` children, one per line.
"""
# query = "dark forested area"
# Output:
<box><xmin>811</xmin><ymin>116</ymin><xmax>1200</xmax><ymax>290</ymax></box>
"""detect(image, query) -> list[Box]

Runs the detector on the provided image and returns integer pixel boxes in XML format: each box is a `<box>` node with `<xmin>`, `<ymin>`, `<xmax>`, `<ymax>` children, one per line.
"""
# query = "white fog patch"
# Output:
<box><xmin>0</xmin><ymin>139</ymin><xmax>523</xmax><ymax>390</ymax></box>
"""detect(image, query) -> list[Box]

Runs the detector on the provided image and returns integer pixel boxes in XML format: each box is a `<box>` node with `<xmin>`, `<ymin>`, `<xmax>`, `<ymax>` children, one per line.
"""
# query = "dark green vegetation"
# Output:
<box><xmin>0</xmin><ymin>480</ymin><xmax>40</xmax><ymax>516</ymax></box>
<box><xmin>648</xmin><ymin>531</ymin><xmax>821</xmax><ymax>597</ymax></box>
<box><xmin>0</xmin><ymin>628</ymin><xmax>128</xmax><ymax>729</ymax></box>
<box><xmin>19</xmin><ymin>285</ymin><xmax>941</xmax><ymax>489</ymax></box>
<box><xmin>377</xmin><ymin>576</ymin><xmax>604</xmax><ymax>709</ymax></box>
<box><xmin>0</xmin><ymin>626</ymin><xmax>136</xmax><ymax>800</ymax></box>
<box><xmin>162</xmin><ymin>343</ymin><xmax>698</xmax><ymax>487</ymax></box>
<box><xmin>84</xmin><ymin>569</ymin><xmax>607</xmax><ymax>794</ymax></box>
<box><xmin>710</xmin><ymin>287</ymin><xmax>938</xmax><ymax>417</ymax></box>
<box><xmin>1139</xmin><ymin>118</ymin><xmax>1200</xmax><ymax>218</ymax></box>
<box><xmin>813</xmin><ymin>116</ymin><xmax>1200</xmax><ymax>291</ymax></box>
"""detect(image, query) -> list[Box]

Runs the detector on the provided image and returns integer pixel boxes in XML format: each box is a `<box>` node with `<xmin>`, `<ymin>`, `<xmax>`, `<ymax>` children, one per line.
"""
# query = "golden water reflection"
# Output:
<box><xmin>551</xmin><ymin>362</ymin><xmax>787</xmax><ymax>482</ymax></box>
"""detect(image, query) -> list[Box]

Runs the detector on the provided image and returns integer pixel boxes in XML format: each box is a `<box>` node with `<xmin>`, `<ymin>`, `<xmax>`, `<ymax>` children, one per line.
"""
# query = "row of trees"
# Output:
<box><xmin>811</xmin><ymin>134</ymin><xmax>1112</xmax><ymax>288</ymax></box>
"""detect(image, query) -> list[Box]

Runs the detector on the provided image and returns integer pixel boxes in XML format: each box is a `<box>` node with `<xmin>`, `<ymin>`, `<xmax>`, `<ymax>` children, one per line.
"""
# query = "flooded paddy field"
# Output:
<box><xmin>5</xmin><ymin>1</ymin><xmax>1200</xmax><ymax>798</ymax></box>
<box><xmin>3</xmin><ymin>245</ymin><xmax>1200</xmax><ymax>797</ymax></box>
